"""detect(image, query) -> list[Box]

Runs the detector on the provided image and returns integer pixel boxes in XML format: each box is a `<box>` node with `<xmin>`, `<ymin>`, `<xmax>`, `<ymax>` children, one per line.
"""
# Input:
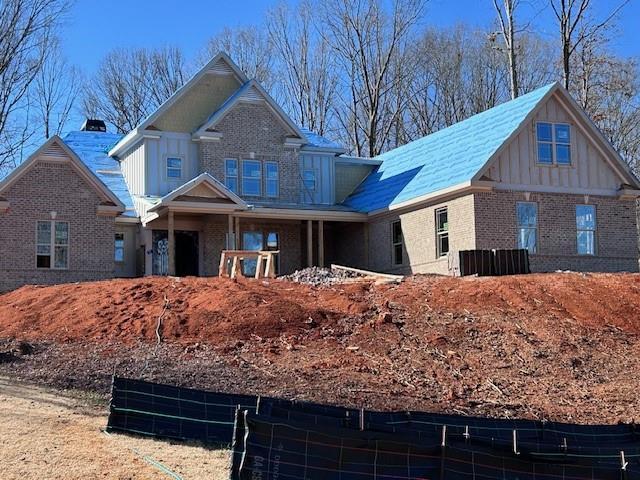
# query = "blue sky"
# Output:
<box><xmin>63</xmin><ymin>0</ymin><xmax>639</xmax><ymax>77</ymax></box>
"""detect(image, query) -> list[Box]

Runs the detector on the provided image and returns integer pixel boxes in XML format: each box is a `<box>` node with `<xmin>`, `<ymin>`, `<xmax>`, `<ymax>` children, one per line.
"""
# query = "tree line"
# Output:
<box><xmin>1</xmin><ymin>0</ymin><xmax>638</xmax><ymax>176</ymax></box>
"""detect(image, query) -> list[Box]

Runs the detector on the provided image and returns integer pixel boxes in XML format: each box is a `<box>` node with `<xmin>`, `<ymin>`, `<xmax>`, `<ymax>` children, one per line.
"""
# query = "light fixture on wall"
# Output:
<box><xmin>584</xmin><ymin>194</ymin><xmax>589</xmax><ymax>204</ymax></box>
<box><xmin>523</xmin><ymin>192</ymin><xmax>531</xmax><ymax>201</ymax></box>
<box><xmin>50</xmin><ymin>211</ymin><xmax>57</xmax><ymax>220</ymax></box>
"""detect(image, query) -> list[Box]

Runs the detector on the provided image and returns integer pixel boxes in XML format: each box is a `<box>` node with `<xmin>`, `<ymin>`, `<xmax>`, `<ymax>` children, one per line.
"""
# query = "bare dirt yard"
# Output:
<box><xmin>1</xmin><ymin>272</ymin><xmax>639</xmax><ymax>425</ymax></box>
<box><xmin>0</xmin><ymin>376</ymin><xmax>229</xmax><ymax>480</ymax></box>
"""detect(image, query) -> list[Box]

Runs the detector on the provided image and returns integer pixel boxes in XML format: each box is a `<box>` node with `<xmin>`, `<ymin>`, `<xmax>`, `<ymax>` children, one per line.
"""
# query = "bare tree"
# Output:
<box><xmin>0</xmin><ymin>0</ymin><xmax>68</xmax><ymax>170</ymax></box>
<box><xmin>83</xmin><ymin>47</ymin><xmax>187</xmax><ymax>133</ymax></box>
<box><xmin>201</xmin><ymin>26</ymin><xmax>274</xmax><ymax>89</ymax></box>
<box><xmin>321</xmin><ymin>0</ymin><xmax>426</xmax><ymax>157</ymax></box>
<box><xmin>34</xmin><ymin>40</ymin><xmax>81</xmax><ymax>139</ymax></box>
<box><xmin>492</xmin><ymin>0</ymin><xmax>520</xmax><ymax>98</ymax></box>
<box><xmin>549</xmin><ymin>0</ymin><xmax>629</xmax><ymax>89</ymax></box>
<box><xmin>267</xmin><ymin>1</ymin><xmax>337</xmax><ymax>136</ymax></box>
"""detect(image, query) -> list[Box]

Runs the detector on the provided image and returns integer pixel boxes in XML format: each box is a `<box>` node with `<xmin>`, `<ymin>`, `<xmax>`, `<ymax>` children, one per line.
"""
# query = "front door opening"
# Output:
<box><xmin>152</xmin><ymin>230</ymin><xmax>199</xmax><ymax>276</ymax></box>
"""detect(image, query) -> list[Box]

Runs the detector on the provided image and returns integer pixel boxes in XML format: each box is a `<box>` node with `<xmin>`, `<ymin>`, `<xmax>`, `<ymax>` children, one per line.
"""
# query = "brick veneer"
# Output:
<box><xmin>474</xmin><ymin>190</ymin><xmax>639</xmax><ymax>272</ymax></box>
<box><xmin>366</xmin><ymin>195</ymin><xmax>476</xmax><ymax>275</ymax></box>
<box><xmin>199</xmin><ymin>102</ymin><xmax>301</xmax><ymax>204</ymax></box>
<box><xmin>0</xmin><ymin>161</ymin><xmax>115</xmax><ymax>292</ymax></box>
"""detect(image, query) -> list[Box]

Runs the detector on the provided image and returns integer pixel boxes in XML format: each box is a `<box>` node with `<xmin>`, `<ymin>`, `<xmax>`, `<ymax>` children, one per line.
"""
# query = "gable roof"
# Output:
<box><xmin>0</xmin><ymin>135</ymin><xmax>126</xmax><ymax>212</ymax></box>
<box><xmin>193</xmin><ymin>79</ymin><xmax>307</xmax><ymax>142</ymax></box>
<box><xmin>109</xmin><ymin>52</ymin><xmax>248</xmax><ymax>157</ymax></box>
<box><xmin>63</xmin><ymin>131</ymin><xmax>135</xmax><ymax>216</ymax></box>
<box><xmin>147</xmin><ymin>172</ymin><xmax>248</xmax><ymax>213</ymax></box>
<box><xmin>343</xmin><ymin>82</ymin><xmax>640</xmax><ymax>214</ymax></box>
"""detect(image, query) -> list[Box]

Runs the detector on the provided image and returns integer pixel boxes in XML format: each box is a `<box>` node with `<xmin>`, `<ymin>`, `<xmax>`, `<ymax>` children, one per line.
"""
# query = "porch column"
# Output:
<box><xmin>307</xmin><ymin>220</ymin><xmax>313</xmax><ymax>267</ymax></box>
<box><xmin>318</xmin><ymin>220</ymin><xmax>324</xmax><ymax>268</ymax></box>
<box><xmin>227</xmin><ymin>215</ymin><xmax>235</xmax><ymax>249</ymax></box>
<box><xmin>235</xmin><ymin>217</ymin><xmax>240</xmax><ymax>247</ymax></box>
<box><xmin>168</xmin><ymin>210</ymin><xmax>175</xmax><ymax>276</ymax></box>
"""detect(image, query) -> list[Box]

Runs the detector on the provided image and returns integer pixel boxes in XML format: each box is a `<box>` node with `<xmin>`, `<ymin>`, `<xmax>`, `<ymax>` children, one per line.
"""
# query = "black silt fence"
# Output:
<box><xmin>234</xmin><ymin>411</ymin><xmax>640</xmax><ymax>480</ymax></box>
<box><xmin>106</xmin><ymin>376</ymin><xmax>258</xmax><ymax>445</ymax></box>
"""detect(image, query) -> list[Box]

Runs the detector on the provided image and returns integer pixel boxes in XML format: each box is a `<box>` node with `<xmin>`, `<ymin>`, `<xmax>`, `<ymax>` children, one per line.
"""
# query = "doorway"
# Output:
<box><xmin>152</xmin><ymin>230</ymin><xmax>199</xmax><ymax>276</ymax></box>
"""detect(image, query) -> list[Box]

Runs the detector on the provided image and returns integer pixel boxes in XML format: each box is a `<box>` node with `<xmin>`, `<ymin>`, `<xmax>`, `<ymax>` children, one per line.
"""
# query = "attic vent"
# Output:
<box><xmin>80</xmin><ymin>119</ymin><xmax>107</xmax><ymax>132</ymax></box>
<box><xmin>209</xmin><ymin>60</ymin><xmax>235</xmax><ymax>75</ymax></box>
<box><xmin>41</xmin><ymin>142</ymin><xmax>66</xmax><ymax>158</ymax></box>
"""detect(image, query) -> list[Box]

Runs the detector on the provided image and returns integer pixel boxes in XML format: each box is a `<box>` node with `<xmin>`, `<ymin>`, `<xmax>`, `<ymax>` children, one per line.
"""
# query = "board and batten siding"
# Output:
<box><xmin>144</xmin><ymin>132</ymin><xmax>198</xmax><ymax>197</ymax></box>
<box><xmin>485</xmin><ymin>94</ymin><xmax>621</xmax><ymax>193</ymax></box>
<box><xmin>300</xmin><ymin>153</ymin><xmax>335</xmax><ymax>204</ymax></box>
<box><xmin>120</xmin><ymin>141</ymin><xmax>145</xmax><ymax>196</ymax></box>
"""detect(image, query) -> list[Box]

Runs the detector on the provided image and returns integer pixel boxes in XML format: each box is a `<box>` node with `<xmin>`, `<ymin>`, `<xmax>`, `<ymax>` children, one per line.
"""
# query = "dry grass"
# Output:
<box><xmin>0</xmin><ymin>377</ymin><xmax>230</xmax><ymax>479</ymax></box>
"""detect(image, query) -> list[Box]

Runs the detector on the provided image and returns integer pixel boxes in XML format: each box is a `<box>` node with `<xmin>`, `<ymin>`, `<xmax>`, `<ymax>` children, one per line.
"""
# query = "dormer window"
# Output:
<box><xmin>536</xmin><ymin>122</ymin><xmax>571</xmax><ymax>165</ymax></box>
<box><xmin>166</xmin><ymin>157</ymin><xmax>182</xmax><ymax>179</ymax></box>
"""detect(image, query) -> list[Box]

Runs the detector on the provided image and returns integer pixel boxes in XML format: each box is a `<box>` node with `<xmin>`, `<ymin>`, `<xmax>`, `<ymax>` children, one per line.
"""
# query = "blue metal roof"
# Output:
<box><xmin>343</xmin><ymin>83</ymin><xmax>557</xmax><ymax>213</ymax></box>
<box><xmin>63</xmin><ymin>131</ymin><xmax>136</xmax><ymax>216</ymax></box>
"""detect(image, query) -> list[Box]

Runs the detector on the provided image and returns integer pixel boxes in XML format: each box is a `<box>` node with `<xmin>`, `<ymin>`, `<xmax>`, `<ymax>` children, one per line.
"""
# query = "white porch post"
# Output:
<box><xmin>307</xmin><ymin>220</ymin><xmax>313</xmax><ymax>267</ymax></box>
<box><xmin>168</xmin><ymin>210</ymin><xmax>175</xmax><ymax>276</ymax></box>
<box><xmin>143</xmin><ymin>228</ymin><xmax>153</xmax><ymax>276</ymax></box>
<box><xmin>235</xmin><ymin>217</ymin><xmax>241</xmax><ymax>247</ymax></box>
<box><xmin>318</xmin><ymin>220</ymin><xmax>324</xmax><ymax>268</ymax></box>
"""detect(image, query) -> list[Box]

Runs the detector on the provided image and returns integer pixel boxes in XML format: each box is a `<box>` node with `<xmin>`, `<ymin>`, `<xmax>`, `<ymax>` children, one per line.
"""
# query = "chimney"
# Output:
<box><xmin>80</xmin><ymin>119</ymin><xmax>107</xmax><ymax>132</ymax></box>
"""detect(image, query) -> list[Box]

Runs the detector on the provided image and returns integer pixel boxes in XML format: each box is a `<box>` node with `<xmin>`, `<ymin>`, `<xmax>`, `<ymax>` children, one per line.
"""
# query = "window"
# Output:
<box><xmin>536</xmin><ymin>122</ymin><xmax>571</xmax><ymax>165</ymax></box>
<box><xmin>166</xmin><ymin>157</ymin><xmax>182</xmax><ymax>178</ymax></box>
<box><xmin>303</xmin><ymin>170</ymin><xmax>316</xmax><ymax>191</ymax></box>
<box><xmin>435</xmin><ymin>208</ymin><xmax>449</xmax><ymax>257</ymax></box>
<box><xmin>517</xmin><ymin>202</ymin><xmax>537</xmax><ymax>253</ymax></box>
<box><xmin>225</xmin><ymin>159</ymin><xmax>238</xmax><ymax>193</ymax></box>
<box><xmin>115</xmin><ymin>233</ymin><xmax>125</xmax><ymax>263</ymax></box>
<box><xmin>36</xmin><ymin>221</ymin><xmax>69</xmax><ymax>269</ymax></box>
<box><xmin>242</xmin><ymin>160</ymin><xmax>261</xmax><ymax>196</ymax></box>
<box><xmin>392</xmin><ymin>220</ymin><xmax>404</xmax><ymax>265</ymax></box>
<box><xmin>265</xmin><ymin>162</ymin><xmax>279</xmax><ymax>197</ymax></box>
<box><xmin>576</xmin><ymin>205</ymin><xmax>596</xmax><ymax>255</ymax></box>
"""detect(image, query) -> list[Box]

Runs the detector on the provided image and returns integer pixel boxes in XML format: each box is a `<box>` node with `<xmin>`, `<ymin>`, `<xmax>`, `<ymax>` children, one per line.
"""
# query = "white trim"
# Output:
<box><xmin>0</xmin><ymin>136</ymin><xmax>125</xmax><ymax>211</ymax></box>
<box><xmin>235</xmin><ymin>207</ymin><xmax>368</xmax><ymax>222</ymax></box>
<box><xmin>492</xmin><ymin>182</ymin><xmax>622</xmax><ymax>197</ymax></box>
<box><xmin>435</xmin><ymin>207</ymin><xmax>449</xmax><ymax>258</ymax></box>
<box><xmin>367</xmin><ymin>181</ymin><xmax>493</xmax><ymax>217</ymax></box>
<box><xmin>35</xmin><ymin>219</ymin><xmax>69</xmax><ymax>270</ymax></box>
<box><xmin>97</xmin><ymin>205</ymin><xmax>124</xmax><ymax>216</ymax></box>
<box><xmin>109</xmin><ymin>53</ymin><xmax>248</xmax><ymax>157</ymax></box>
<box><xmin>115</xmin><ymin>216</ymin><xmax>140</xmax><ymax>224</ymax></box>
<box><xmin>334</xmin><ymin>156</ymin><xmax>382</xmax><ymax>166</ymax></box>
<box><xmin>147</xmin><ymin>172</ymin><xmax>248</xmax><ymax>213</ymax></box>
<box><xmin>164</xmin><ymin>154</ymin><xmax>184</xmax><ymax>182</ymax></box>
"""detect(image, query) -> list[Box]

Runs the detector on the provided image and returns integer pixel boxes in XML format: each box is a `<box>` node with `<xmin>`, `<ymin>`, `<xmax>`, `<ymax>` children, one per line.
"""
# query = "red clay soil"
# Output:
<box><xmin>1</xmin><ymin>272</ymin><xmax>640</xmax><ymax>424</ymax></box>
<box><xmin>0</xmin><ymin>276</ymin><xmax>370</xmax><ymax>343</ymax></box>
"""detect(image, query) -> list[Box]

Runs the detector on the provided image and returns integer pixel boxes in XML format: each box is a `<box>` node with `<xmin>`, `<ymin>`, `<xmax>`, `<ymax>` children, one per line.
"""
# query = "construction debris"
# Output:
<box><xmin>280</xmin><ymin>265</ymin><xmax>403</xmax><ymax>286</ymax></box>
<box><xmin>279</xmin><ymin>266</ymin><xmax>364</xmax><ymax>286</ymax></box>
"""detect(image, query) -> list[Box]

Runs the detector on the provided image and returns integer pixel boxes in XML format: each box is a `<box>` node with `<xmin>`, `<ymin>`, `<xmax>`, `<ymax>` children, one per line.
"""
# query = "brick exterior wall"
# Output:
<box><xmin>199</xmin><ymin>102</ymin><xmax>301</xmax><ymax>204</ymax></box>
<box><xmin>366</xmin><ymin>195</ymin><xmax>476</xmax><ymax>275</ymax></box>
<box><xmin>200</xmin><ymin>216</ymin><xmax>303</xmax><ymax>276</ymax></box>
<box><xmin>474</xmin><ymin>190</ymin><xmax>639</xmax><ymax>272</ymax></box>
<box><xmin>0</xmin><ymin>161</ymin><xmax>116</xmax><ymax>292</ymax></box>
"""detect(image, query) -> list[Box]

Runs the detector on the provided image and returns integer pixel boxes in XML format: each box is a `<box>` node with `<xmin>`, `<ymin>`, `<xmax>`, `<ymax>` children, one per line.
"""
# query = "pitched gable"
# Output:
<box><xmin>477</xmin><ymin>87</ymin><xmax>639</xmax><ymax>194</ymax></box>
<box><xmin>0</xmin><ymin>136</ymin><xmax>125</xmax><ymax>214</ymax></box>
<box><xmin>194</xmin><ymin>80</ymin><xmax>306</xmax><ymax>143</ymax></box>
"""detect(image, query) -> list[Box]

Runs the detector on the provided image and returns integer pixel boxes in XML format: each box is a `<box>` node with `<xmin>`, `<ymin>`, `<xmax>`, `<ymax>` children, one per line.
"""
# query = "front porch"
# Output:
<box><xmin>142</xmin><ymin>212</ymin><xmax>367</xmax><ymax>277</ymax></box>
<box><xmin>137</xmin><ymin>172</ymin><xmax>367</xmax><ymax>277</ymax></box>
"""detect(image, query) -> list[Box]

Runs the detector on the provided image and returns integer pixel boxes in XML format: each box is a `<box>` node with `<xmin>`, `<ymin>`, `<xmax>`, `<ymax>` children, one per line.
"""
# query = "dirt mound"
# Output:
<box><xmin>1</xmin><ymin>272</ymin><xmax>640</xmax><ymax>424</ymax></box>
<box><xmin>0</xmin><ymin>277</ymin><xmax>370</xmax><ymax>343</ymax></box>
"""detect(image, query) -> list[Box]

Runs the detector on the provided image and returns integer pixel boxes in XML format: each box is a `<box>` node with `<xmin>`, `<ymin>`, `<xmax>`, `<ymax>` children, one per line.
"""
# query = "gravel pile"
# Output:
<box><xmin>279</xmin><ymin>267</ymin><xmax>364</xmax><ymax>286</ymax></box>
